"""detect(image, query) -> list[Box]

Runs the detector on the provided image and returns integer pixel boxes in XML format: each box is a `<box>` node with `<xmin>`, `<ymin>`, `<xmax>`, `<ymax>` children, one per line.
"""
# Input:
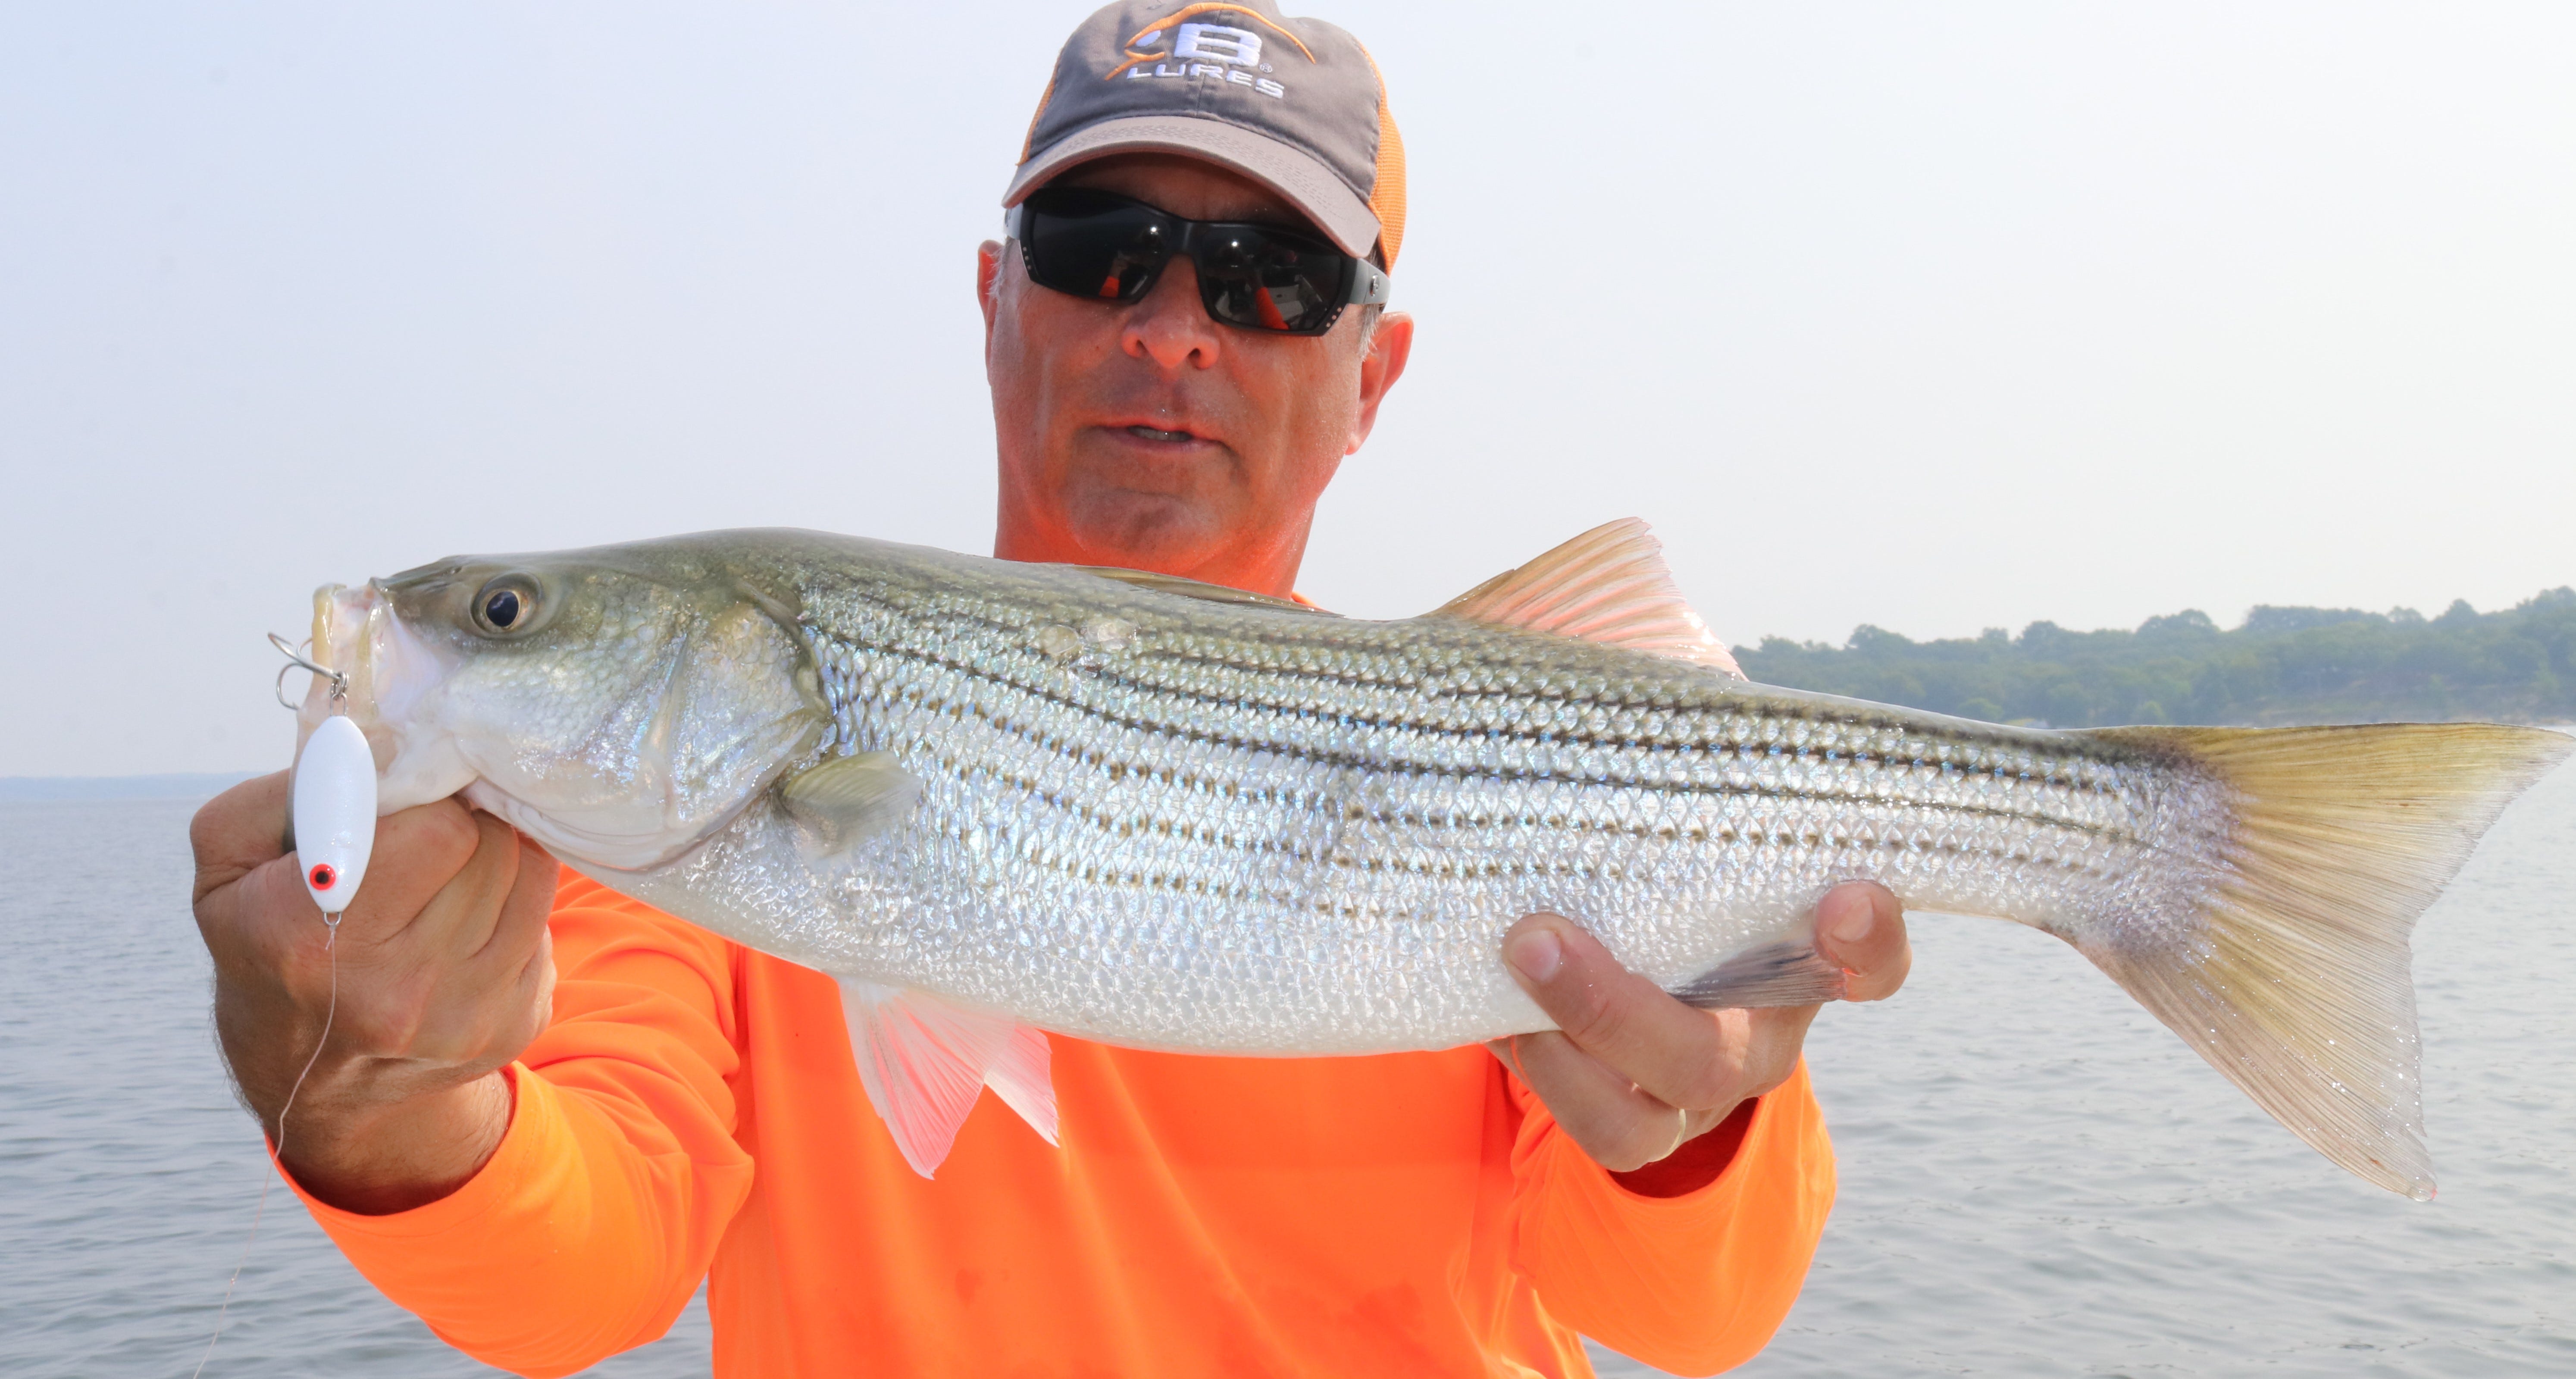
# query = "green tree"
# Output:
<box><xmin>1735</xmin><ymin>588</ymin><xmax>2576</xmax><ymax>727</ymax></box>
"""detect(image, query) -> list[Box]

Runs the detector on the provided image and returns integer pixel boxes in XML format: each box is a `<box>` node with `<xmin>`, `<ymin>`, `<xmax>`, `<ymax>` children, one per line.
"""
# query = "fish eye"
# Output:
<box><xmin>470</xmin><ymin>576</ymin><xmax>543</xmax><ymax>636</ymax></box>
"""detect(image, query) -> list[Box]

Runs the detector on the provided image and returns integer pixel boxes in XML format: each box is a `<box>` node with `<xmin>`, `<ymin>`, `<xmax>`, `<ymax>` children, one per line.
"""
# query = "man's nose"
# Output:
<box><xmin>1122</xmin><ymin>257</ymin><xmax>1222</xmax><ymax>371</ymax></box>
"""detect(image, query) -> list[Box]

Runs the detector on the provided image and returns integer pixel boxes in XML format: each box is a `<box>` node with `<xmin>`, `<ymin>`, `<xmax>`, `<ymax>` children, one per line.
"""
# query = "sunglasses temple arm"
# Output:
<box><xmin>1347</xmin><ymin>260</ymin><xmax>1391</xmax><ymax>308</ymax></box>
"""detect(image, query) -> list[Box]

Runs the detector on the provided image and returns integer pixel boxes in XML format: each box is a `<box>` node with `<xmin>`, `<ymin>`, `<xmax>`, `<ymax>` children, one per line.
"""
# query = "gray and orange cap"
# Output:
<box><xmin>1003</xmin><ymin>1</ymin><xmax>1407</xmax><ymax>268</ymax></box>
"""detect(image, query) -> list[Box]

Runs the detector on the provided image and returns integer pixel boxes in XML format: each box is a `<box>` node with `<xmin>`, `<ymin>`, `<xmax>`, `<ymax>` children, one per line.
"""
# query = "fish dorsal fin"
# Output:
<box><xmin>780</xmin><ymin>751</ymin><xmax>920</xmax><ymax>856</ymax></box>
<box><xmin>1430</xmin><ymin>518</ymin><xmax>1744</xmax><ymax>677</ymax></box>
<box><xmin>837</xmin><ymin>978</ymin><xmax>1059</xmax><ymax>1178</ymax></box>
<box><xmin>1072</xmin><ymin>565</ymin><xmax>1340</xmax><ymax>617</ymax></box>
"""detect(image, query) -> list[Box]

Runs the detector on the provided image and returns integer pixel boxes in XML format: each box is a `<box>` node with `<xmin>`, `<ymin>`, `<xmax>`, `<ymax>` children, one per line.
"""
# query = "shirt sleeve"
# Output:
<box><xmin>282</xmin><ymin>875</ymin><xmax>756</xmax><ymax>1379</ymax></box>
<box><xmin>1505</xmin><ymin>1060</ymin><xmax>1837</xmax><ymax>1376</ymax></box>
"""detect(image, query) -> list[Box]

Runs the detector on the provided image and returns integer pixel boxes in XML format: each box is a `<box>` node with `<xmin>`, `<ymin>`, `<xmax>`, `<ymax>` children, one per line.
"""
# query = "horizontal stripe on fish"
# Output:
<box><xmin>804</xmin><ymin>627</ymin><xmax>2147</xmax><ymax>846</ymax></box>
<box><xmin>801</xmin><ymin>593</ymin><xmax>2128</xmax><ymax>789</ymax></box>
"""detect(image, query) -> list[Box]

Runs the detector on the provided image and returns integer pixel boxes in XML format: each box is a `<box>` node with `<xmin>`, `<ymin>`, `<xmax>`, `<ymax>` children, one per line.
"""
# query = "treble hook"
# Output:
<box><xmin>269</xmin><ymin>631</ymin><xmax>349</xmax><ymax>711</ymax></box>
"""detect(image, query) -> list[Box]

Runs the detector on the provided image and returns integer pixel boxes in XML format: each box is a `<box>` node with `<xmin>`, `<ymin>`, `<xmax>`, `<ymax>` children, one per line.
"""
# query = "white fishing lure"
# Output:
<box><xmin>293</xmin><ymin>713</ymin><xmax>378</xmax><ymax>916</ymax></box>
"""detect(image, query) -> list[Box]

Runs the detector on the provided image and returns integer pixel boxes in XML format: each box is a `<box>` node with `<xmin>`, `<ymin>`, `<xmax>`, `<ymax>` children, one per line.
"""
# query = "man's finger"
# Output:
<box><xmin>1486</xmin><ymin>1032</ymin><xmax>1681</xmax><ymax>1172</ymax></box>
<box><xmin>332</xmin><ymin>799</ymin><xmax>486</xmax><ymax>947</ymax></box>
<box><xmin>503</xmin><ymin>928</ymin><xmax>557</xmax><ymax>1053</ymax></box>
<box><xmin>469</xmin><ymin>831</ymin><xmax>559</xmax><ymax>969</ymax></box>
<box><xmin>1739</xmin><ymin>1003</ymin><xmax>1823</xmax><ymax>1096</ymax></box>
<box><xmin>1815</xmin><ymin>882</ymin><xmax>1910</xmax><ymax>1002</ymax></box>
<box><xmin>1500</xmin><ymin>914</ymin><xmax>1742</xmax><ymax>1112</ymax></box>
<box><xmin>410</xmin><ymin>811</ymin><xmax>527</xmax><ymax>956</ymax></box>
<box><xmin>191</xmin><ymin>771</ymin><xmax>291</xmax><ymax>904</ymax></box>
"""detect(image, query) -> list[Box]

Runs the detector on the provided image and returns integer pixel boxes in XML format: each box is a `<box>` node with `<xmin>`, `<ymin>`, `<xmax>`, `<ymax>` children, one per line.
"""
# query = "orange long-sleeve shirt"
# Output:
<box><xmin>289</xmin><ymin>874</ymin><xmax>1836</xmax><ymax>1377</ymax></box>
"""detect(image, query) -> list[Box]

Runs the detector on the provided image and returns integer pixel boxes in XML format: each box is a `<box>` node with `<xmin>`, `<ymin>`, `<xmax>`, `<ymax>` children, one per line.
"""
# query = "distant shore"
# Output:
<box><xmin>1739</xmin><ymin>586</ymin><xmax>2576</xmax><ymax>729</ymax></box>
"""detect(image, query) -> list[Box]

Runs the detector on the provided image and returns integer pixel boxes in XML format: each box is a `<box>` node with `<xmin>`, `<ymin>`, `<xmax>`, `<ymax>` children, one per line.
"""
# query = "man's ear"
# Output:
<box><xmin>1345</xmin><ymin>310</ymin><xmax>1415</xmax><ymax>455</ymax></box>
<box><xmin>977</xmin><ymin>240</ymin><xmax>1005</xmax><ymax>358</ymax></box>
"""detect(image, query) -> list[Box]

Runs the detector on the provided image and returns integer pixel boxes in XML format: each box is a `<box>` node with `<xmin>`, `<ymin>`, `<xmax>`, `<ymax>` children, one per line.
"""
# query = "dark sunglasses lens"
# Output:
<box><xmin>1024</xmin><ymin>193</ymin><xmax>1171</xmax><ymax>302</ymax></box>
<box><xmin>1193</xmin><ymin>229</ymin><xmax>1350</xmax><ymax>334</ymax></box>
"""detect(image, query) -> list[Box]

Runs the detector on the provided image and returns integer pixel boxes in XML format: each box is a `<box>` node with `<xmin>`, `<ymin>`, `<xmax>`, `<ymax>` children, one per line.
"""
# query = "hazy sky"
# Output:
<box><xmin>5</xmin><ymin>3</ymin><xmax>2571</xmax><ymax>777</ymax></box>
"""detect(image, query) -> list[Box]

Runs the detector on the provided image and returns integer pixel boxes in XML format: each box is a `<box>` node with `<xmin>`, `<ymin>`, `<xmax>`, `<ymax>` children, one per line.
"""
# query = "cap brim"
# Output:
<box><xmin>1002</xmin><ymin>115</ymin><xmax>1381</xmax><ymax>260</ymax></box>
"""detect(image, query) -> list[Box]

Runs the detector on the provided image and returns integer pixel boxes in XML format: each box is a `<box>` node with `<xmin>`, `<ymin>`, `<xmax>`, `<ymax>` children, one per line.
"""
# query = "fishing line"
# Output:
<box><xmin>190</xmin><ymin>914</ymin><xmax>338</xmax><ymax>1379</ymax></box>
<box><xmin>192</xmin><ymin>636</ymin><xmax>378</xmax><ymax>1375</ymax></box>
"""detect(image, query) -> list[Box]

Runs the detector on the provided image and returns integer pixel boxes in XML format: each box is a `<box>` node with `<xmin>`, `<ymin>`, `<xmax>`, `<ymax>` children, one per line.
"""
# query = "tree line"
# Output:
<box><xmin>1733</xmin><ymin>587</ymin><xmax>2576</xmax><ymax>728</ymax></box>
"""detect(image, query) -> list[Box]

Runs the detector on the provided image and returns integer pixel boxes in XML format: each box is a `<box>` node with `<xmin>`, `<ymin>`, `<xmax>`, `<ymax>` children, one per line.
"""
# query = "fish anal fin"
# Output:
<box><xmin>836</xmin><ymin>978</ymin><xmax>1058</xmax><ymax>1177</ymax></box>
<box><xmin>1430</xmin><ymin>518</ymin><xmax>1743</xmax><ymax>677</ymax></box>
<box><xmin>781</xmin><ymin>751</ymin><xmax>920</xmax><ymax>857</ymax></box>
<box><xmin>1670</xmin><ymin>940</ymin><xmax>1848</xmax><ymax>1009</ymax></box>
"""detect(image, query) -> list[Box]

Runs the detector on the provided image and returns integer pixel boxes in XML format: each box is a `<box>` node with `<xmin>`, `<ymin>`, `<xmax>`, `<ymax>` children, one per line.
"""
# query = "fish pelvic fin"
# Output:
<box><xmin>1429</xmin><ymin>518</ymin><xmax>1743</xmax><ymax>677</ymax></box>
<box><xmin>836</xmin><ymin>978</ymin><xmax>1060</xmax><ymax>1178</ymax></box>
<box><xmin>2081</xmin><ymin>722</ymin><xmax>2572</xmax><ymax>1199</ymax></box>
<box><xmin>983</xmin><ymin>1023</ymin><xmax>1060</xmax><ymax>1147</ymax></box>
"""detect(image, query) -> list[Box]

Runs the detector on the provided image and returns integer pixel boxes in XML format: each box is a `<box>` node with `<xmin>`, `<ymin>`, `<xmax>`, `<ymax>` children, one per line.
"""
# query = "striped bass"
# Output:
<box><xmin>295</xmin><ymin>519</ymin><xmax>2570</xmax><ymax>1190</ymax></box>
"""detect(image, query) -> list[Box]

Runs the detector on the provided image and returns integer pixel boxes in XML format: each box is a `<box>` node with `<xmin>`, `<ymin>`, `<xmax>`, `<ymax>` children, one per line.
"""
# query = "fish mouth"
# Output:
<box><xmin>297</xmin><ymin>581</ymin><xmax>476</xmax><ymax>815</ymax></box>
<box><xmin>302</xmin><ymin>583</ymin><xmax>382</xmax><ymax>719</ymax></box>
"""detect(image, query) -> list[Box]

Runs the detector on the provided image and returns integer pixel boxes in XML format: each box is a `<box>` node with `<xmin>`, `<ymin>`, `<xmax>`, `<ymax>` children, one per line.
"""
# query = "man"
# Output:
<box><xmin>191</xmin><ymin>4</ymin><xmax>1910</xmax><ymax>1375</ymax></box>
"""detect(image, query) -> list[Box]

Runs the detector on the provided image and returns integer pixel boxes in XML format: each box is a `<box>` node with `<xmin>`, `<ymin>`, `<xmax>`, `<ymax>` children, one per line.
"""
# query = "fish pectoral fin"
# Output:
<box><xmin>1669</xmin><ymin>940</ymin><xmax>1849</xmax><ymax>1009</ymax></box>
<box><xmin>1427</xmin><ymin>517</ymin><xmax>1743</xmax><ymax>677</ymax></box>
<box><xmin>836</xmin><ymin>978</ymin><xmax>1059</xmax><ymax>1178</ymax></box>
<box><xmin>780</xmin><ymin>751</ymin><xmax>920</xmax><ymax>855</ymax></box>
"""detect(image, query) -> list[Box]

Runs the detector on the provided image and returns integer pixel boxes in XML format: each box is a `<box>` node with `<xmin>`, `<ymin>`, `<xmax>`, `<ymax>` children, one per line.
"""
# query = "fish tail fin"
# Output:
<box><xmin>2079</xmin><ymin>723</ymin><xmax>2570</xmax><ymax>1198</ymax></box>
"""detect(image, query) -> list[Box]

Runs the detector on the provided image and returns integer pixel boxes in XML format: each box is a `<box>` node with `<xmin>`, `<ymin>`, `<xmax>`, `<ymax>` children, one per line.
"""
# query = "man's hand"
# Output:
<box><xmin>1487</xmin><ymin>883</ymin><xmax>1909</xmax><ymax>1195</ymax></box>
<box><xmin>191</xmin><ymin>771</ymin><xmax>559</xmax><ymax>1215</ymax></box>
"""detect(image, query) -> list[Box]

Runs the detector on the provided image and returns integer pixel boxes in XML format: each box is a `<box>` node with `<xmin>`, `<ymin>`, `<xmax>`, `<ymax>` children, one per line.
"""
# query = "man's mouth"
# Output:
<box><xmin>1124</xmin><ymin>424</ymin><xmax>1198</xmax><ymax>444</ymax></box>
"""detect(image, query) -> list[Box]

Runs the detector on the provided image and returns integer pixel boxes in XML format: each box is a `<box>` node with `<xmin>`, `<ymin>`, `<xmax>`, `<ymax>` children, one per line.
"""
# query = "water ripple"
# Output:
<box><xmin>5</xmin><ymin>773</ymin><xmax>2570</xmax><ymax>1377</ymax></box>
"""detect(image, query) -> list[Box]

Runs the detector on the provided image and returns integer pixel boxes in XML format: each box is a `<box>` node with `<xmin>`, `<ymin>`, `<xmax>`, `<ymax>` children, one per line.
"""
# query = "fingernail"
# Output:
<box><xmin>1506</xmin><ymin>928</ymin><xmax>1563</xmax><ymax>983</ymax></box>
<box><xmin>1823</xmin><ymin>891</ymin><xmax>1872</xmax><ymax>945</ymax></box>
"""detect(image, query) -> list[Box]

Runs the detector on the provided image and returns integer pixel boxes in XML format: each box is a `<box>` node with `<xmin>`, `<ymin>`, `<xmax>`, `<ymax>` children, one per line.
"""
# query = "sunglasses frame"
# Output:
<box><xmin>1005</xmin><ymin>189</ymin><xmax>1391</xmax><ymax>337</ymax></box>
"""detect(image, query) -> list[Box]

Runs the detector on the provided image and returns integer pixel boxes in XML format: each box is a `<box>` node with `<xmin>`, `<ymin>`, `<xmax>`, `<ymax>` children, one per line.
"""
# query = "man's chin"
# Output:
<box><xmin>1063</xmin><ymin>498</ymin><xmax>1225</xmax><ymax>574</ymax></box>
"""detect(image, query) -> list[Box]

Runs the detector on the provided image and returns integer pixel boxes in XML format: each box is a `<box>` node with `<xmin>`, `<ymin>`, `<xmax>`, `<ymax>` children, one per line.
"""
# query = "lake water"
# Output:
<box><xmin>3</xmin><ymin>759</ymin><xmax>2570</xmax><ymax>1377</ymax></box>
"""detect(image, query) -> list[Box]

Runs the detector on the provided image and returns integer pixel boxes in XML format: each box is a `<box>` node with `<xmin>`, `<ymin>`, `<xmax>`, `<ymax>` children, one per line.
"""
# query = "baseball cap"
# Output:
<box><xmin>1003</xmin><ymin>1</ymin><xmax>1407</xmax><ymax>267</ymax></box>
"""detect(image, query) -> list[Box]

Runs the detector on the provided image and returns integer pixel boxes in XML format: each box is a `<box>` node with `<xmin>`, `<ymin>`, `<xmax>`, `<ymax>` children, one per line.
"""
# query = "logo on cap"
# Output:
<box><xmin>1103</xmin><ymin>4</ymin><xmax>1312</xmax><ymax>99</ymax></box>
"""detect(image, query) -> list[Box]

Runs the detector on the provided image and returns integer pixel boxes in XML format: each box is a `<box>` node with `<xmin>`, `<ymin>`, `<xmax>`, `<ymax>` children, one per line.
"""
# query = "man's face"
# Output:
<box><xmin>980</xmin><ymin>154</ymin><xmax>1411</xmax><ymax>592</ymax></box>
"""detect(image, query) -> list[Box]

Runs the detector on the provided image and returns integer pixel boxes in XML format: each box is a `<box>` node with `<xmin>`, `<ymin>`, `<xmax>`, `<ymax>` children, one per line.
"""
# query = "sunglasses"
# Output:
<box><xmin>1006</xmin><ymin>188</ymin><xmax>1390</xmax><ymax>336</ymax></box>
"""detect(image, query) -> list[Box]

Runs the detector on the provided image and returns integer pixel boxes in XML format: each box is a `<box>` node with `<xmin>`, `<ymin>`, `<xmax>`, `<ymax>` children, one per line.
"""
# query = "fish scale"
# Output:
<box><xmin>628</xmin><ymin>544</ymin><xmax>2210</xmax><ymax>1056</ymax></box>
<box><xmin>307</xmin><ymin>523</ymin><xmax>2570</xmax><ymax>1188</ymax></box>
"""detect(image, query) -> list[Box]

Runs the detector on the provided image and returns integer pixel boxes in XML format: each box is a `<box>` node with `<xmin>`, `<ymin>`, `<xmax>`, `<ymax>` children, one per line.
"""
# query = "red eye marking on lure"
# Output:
<box><xmin>309</xmin><ymin>863</ymin><xmax>338</xmax><ymax>890</ymax></box>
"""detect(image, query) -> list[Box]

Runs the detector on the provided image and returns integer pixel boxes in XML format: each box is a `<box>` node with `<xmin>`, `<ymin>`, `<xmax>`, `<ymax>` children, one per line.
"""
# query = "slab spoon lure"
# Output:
<box><xmin>271</xmin><ymin>630</ymin><xmax>377</xmax><ymax>923</ymax></box>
